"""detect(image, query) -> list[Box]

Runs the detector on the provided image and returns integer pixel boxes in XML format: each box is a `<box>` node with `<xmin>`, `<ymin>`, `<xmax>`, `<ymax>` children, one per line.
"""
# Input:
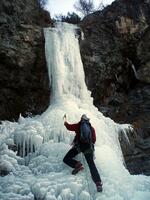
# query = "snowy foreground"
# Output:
<box><xmin>0</xmin><ymin>23</ymin><xmax>150</xmax><ymax>200</ymax></box>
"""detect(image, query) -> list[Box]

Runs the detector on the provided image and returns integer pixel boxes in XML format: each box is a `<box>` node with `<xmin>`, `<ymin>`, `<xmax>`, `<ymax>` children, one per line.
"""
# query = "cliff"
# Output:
<box><xmin>80</xmin><ymin>0</ymin><xmax>150</xmax><ymax>175</ymax></box>
<box><xmin>0</xmin><ymin>0</ymin><xmax>51</xmax><ymax>120</ymax></box>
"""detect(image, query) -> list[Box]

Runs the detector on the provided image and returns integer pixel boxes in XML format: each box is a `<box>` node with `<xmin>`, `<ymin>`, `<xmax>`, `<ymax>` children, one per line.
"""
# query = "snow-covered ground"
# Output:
<box><xmin>0</xmin><ymin>23</ymin><xmax>150</xmax><ymax>200</ymax></box>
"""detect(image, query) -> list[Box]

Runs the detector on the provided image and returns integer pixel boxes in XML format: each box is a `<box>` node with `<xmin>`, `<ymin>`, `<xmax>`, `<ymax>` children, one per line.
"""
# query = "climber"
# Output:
<box><xmin>63</xmin><ymin>114</ymin><xmax>103</xmax><ymax>192</ymax></box>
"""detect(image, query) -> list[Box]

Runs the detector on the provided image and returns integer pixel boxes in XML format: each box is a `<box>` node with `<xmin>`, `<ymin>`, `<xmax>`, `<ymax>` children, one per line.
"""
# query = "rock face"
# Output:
<box><xmin>80</xmin><ymin>0</ymin><xmax>150</xmax><ymax>175</ymax></box>
<box><xmin>0</xmin><ymin>0</ymin><xmax>51</xmax><ymax>120</ymax></box>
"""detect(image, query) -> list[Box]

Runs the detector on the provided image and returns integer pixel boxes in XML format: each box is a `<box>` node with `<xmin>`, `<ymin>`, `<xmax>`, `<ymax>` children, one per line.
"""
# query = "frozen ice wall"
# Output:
<box><xmin>0</xmin><ymin>22</ymin><xmax>150</xmax><ymax>200</ymax></box>
<box><xmin>41</xmin><ymin>22</ymin><xmax>150</xmax><ymax>199</ymax></box>
<box><xmin>44</xmin><ymin>23</ymin><xmax>92</xmax><ymax>105</ymax></box>
<box><xmin>42</xmin><ymin>22</ymin><xmax>128</xmax><ymax>161</ymax></box>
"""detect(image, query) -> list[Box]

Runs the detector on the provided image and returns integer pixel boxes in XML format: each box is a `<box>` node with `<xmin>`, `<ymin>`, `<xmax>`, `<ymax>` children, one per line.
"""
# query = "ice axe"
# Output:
<box><xmin>63</xmin><ymin>114</ymin><xmax>67</xmax><ymax>122</ymax></box>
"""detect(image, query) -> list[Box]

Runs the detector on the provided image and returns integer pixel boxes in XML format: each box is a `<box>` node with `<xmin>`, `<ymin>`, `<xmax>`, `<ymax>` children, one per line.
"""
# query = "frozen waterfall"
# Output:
<box><xmin>41</xmin><ymin>23</ymin><xmax>150</xmax><ymax>199</ymax></box>
<box><xmin>0</xmin><ymin>22</ymin><xmax>150</xmax><ymax>200</ymax></box>
<box><xmin>42</xmin><ymin>22</ymin><xmax>129</xmax><ymax>160</ymax></box>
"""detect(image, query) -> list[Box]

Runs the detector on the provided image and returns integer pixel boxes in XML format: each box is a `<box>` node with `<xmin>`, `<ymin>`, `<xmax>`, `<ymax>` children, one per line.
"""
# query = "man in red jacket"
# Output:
<box><xmin>63</xmin><ymin>114</ymin><xmax>103</xmax><ymax>192</ymax></box>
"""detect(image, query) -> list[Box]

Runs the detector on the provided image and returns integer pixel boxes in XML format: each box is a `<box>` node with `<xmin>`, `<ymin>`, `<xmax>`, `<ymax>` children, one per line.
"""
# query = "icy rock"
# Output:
<box><xmin>7</xmin><ymin>144</ymin><xmax>17</xmax><ymax>152</ymax></box>
<box><xmin>79</xmin><ymin>190</ymin><xmax>91</xmax><ymax>200</ymax></box>
<box><xmin>0</xmin><ymin>161</ymin><xmax>11</xmax><ymax>176</ymax></box>
<box><xmin>46</xmin><ymin>193</ymin><xmax>57</xmax><ymax>200</ymax></box>
<box><xmin>0</xmin><ymin>153</ymin><xmax>17</xmax><ymax>176</ymax></box>
<box><xmin>6</xmin><ymin>138</ymin><xmax>14</xmax><ymax>145</ymax></box>
<box><xmin>58</xmin><ymin>188</ymin><xmax>74</xmax><ymax>200</ymax></box>
<box><xmin>5</xmin><ymin>138</ymin><xmax>17</xmax><ymax>152</ymax></box>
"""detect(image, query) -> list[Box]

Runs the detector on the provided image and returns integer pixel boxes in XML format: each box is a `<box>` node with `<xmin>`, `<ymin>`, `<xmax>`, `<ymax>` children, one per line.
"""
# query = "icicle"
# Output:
<box><xmin>13</xmin><ymin>122</ymin><xmax>44</xmax><ymax>157</ymax></box>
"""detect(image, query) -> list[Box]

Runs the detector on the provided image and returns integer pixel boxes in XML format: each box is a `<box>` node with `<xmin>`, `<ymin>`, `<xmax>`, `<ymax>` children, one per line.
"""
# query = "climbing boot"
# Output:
<box><xmin>96</xmin><ymin>182</ymin><xmax>103</xmax><ymax>192</ymax></box>
<box><xmin>72</xmin><ymin>162</ymin><xmax>84</xmax><ymax>175</ymax></box>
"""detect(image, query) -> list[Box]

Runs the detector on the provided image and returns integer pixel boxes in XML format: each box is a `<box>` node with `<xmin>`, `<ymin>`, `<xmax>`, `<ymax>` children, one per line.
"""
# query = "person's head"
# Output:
<box><xmin>81</xmin><ymin>114</ymin><xmax>89</xmax><ymax>121</ymax></box>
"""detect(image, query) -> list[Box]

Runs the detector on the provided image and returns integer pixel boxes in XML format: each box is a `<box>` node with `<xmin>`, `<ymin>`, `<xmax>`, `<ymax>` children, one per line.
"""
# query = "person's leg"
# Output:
<box><xmin>84</xmin><ymin>152</ymin><xmax>102</xmax><ymax>184</ymax></box>
<box><xmin>63</xmin><ymin>147</ymin><xmax>79</xmax><ymax>168</ymax></box>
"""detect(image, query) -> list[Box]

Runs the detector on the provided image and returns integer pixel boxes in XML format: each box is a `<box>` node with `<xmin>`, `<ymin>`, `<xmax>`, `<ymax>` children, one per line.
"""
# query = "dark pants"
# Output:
<box><xmin>63</xmin><ymin>144</ymin><xmax>101</xmax><ymax>184</ymax></box>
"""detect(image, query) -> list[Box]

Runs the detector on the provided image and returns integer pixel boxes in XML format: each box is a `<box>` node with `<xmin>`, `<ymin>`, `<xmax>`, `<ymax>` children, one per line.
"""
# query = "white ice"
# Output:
<box><xmin>0</xmin><ymin>22</ymin><xmax>150</xmax><ymax>200</ymax></box>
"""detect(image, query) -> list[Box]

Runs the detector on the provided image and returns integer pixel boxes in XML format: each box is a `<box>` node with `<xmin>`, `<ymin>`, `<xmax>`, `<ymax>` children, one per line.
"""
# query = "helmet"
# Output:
<box><xmin>81</xmin><ymin>114</ymin><xmax>89</xmax><ymax>121</ymax></box>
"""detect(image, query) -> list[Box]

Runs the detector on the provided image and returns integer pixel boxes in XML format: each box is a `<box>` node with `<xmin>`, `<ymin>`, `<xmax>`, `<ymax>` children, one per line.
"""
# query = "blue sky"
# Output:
<box><xmin>46</xmin><ymin>0</ymin><xmax>115</xmax><ymax>17</ymax></box>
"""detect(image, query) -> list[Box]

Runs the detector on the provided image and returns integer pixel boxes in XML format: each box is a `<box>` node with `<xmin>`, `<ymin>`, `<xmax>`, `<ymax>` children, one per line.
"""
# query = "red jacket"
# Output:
<box><xmin>64</xmin><ymin>121</ymin><xmax>96</xmax><ymax>144</ymax></box>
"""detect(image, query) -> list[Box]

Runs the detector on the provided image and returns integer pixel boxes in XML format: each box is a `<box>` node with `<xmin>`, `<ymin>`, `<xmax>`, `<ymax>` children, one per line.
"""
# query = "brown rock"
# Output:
<box><xmin>0</xmin><ymin>0</ymin><xmax>51</xmax><ymax>121</ymax></box>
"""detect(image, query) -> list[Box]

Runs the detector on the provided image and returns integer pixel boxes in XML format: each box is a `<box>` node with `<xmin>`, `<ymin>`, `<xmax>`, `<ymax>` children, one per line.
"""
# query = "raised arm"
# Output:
<box><xmin>64</xmin><ymin>121</ymin><xmax>78</xmax><ymax>132</ymax></box>
<box><xmin>63</xmin><ymin>114</ymin><xmax>79</xmax><ymax>132</ymax></box>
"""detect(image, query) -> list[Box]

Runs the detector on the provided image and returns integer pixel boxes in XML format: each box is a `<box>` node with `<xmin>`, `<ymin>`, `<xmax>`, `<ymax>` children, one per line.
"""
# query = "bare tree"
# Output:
<box><xmin>54</xmin><ymin>12</ymin><xmax>81</xmax><ymax>24</ymax></box>
<box><xmin>74</xmin><ymin>0</ymin><xmax>95</xmax><ymax>16</ymax></box>
<box><xmin>97</xmin><ymin>1</ymin><xmax>106</xmax><ymax>11</ymax></box>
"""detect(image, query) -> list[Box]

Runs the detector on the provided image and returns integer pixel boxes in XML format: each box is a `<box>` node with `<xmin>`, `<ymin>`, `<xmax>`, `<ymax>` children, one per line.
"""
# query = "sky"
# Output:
<box><xmin>46</xmin><ymin>0</ymin><xmax>115</xmax><ymax>17</ymax></box>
